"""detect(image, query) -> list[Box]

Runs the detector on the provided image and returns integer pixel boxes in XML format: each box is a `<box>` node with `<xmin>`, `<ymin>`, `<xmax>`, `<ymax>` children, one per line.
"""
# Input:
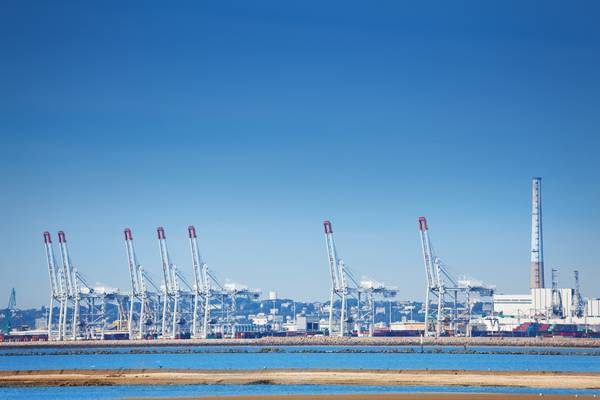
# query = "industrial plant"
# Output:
<box><xmin>1</xmin><ymin>177</ymin><xmax>599</xmax><ymax>342</ymax></box>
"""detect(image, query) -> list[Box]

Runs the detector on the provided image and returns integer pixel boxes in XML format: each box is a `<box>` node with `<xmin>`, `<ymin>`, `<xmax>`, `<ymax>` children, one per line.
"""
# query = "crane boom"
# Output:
<box><xmin>157</xmin><ymin>227</ymin><xmax>173</xmax><ymax>294</ymax></box>
<box><xmin>58</xmin><ymin>231</ymin><xmax>75</xmax><ymax>297</ymax></box>
<box><xmin>124</xmin><ymin>228</ymin><xmax>141</xmax><ymax>295</ymax></box>
<box><xmin>43</xmin><ymin>232</ymin><xmax>61</xmax><ymax>298</ymax></box>
<box><xmin>418</xmin><ymin>217</ymin><xmax>436</xmax><ymax>289</ymax></box>
<box><xmin>188</xmin><ymin>226</ymin><xmax>207</xmax><ymax>294</ymax></box>
<box><xmin>323</xmin><ymin>221</ymin><xmax>341</xmax><ymax>291</ymax></box>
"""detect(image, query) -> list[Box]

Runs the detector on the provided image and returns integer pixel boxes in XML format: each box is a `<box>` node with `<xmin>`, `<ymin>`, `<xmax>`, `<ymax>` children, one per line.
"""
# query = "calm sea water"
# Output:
<box><xmin>2</xmin><ymin>384</ymin><xmax>600</xmax><ymax>400</ymax></box>
<box><xmin>1</xmin><ymin>345</ymin><xmax>600</xmax><ymax>399</ymax></box>
<box><xmin>1</xmin><ymin>345</ymin><xmax>600</xmax><ymax>372</ymax></box>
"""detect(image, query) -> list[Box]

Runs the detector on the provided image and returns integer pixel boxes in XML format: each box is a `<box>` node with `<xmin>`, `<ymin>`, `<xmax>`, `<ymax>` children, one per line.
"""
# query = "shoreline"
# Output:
<box><xmin>2</xmin><ymin>369</ymin><xmax>600</xmax><ymax>389</ymax></box>
<box><xmin>2</xmin><ymin>336</ymin><xmax>600</xmax><ymax>349</ymax></box>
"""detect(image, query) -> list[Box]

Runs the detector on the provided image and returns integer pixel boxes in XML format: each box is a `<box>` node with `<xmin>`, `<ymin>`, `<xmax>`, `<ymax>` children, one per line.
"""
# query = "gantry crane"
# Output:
<box><xmin>419</xmin><ymin>217</ymin><xmax>494</xmax><ymax>337</ymax></box>
<box><xmin>157</xmin><ymin>227</ymin><xmax>194</xmax><ymax>339</ymax></box>
<box><xmin>188</xmin><ymin>225</ymin><xmax>211</xmax><ymax>339</ymax></box>
<box><xmin>187</xmin><ymin>225</ymin><xmax>260</xmax><ymax>338</ymax></box>
<box><xmin>323</xmin><ymin>220</ymin><xmax>397</xmax><ymax>337</ymax></box>
<box><xmin>324</xmin><ymin>220</ymin><xmax>349</xmax><ymax>336</ymax></box>
<box><xmin>2</xmin><ymin>288</ymin><xmax>16</xmax><ymax>334</ymax></box>
<box><xmin>124</xmin><ymin>228</ymin><xmax>161</xmax><ymax>339</ymax></box>
<box><xmin>44</xmin><ymin>232</ymin><xmax>65</xmax><ymax>339</ymax></box>
<box><xmin>57</xmin><ymin>231</ymin><xmax>81</xmax><ymax>339</ymax></box>
<box><xmin>45</xmin><ymin>231</ymin><xmax>128</xmax><ymax>340</ymax></box>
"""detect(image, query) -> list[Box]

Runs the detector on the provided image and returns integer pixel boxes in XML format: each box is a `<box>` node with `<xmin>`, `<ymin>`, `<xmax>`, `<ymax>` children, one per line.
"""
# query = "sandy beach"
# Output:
<box><xmin>1</xmin><ymin>369</ymin><xmax>599</xmax><ymax>389</ymax></box>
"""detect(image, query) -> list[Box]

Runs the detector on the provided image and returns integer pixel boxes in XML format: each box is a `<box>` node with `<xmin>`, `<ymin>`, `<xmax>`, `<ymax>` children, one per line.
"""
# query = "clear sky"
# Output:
<box><xmin>1</xmin><ymin>1</ymin><xmax>599</xmax><ymax>308</ymax></box>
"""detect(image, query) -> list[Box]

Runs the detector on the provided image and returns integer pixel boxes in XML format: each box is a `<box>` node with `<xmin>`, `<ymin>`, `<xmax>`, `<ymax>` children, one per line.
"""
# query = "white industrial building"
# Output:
<box><xmin>587</xmin><ymin>299</ymin><xmax>600</xmax><ymax>317</ymax></box>
<box><xmin>284</xmin><ymin>315</ymin><xmax>320</xmax><ymax>333</ymax></box>
<box><xmin>491</xmin><ymin>289</ymin><xmax>600</xmax><ymax>332</ymax></box>
<box><xmin>495</xmin><ymin>288</ymin><xmax>576</xmax><ymax>319</ymax></box>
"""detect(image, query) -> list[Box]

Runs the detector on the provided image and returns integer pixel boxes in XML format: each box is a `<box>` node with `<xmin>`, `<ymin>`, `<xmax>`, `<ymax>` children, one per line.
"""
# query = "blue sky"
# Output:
<box><xmin>1</xmin><ymin>1</ymin><xmax>599</xmax><ymax>308</ymax></box>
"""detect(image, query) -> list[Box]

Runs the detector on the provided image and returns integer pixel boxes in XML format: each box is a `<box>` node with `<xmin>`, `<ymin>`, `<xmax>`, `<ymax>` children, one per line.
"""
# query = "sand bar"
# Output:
<box><xmin>1</xmin><ymin>369</ymin><xmax>600</xmax><ymax>389</ymax></box>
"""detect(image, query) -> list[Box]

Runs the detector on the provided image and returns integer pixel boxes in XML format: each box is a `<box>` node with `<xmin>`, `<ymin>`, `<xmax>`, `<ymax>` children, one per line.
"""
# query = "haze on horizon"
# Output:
<box><xmin>1</xmin><ymin>1</ymin><xmax>599</xmax><ymax>308</ymax></box>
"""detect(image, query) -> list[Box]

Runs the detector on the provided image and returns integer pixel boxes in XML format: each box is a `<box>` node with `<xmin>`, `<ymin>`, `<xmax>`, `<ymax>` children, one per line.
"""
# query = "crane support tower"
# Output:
<box><xmin>530</xmin><ymin>177</ymin><xmax>545</xmax><ymax>289</ymax></box>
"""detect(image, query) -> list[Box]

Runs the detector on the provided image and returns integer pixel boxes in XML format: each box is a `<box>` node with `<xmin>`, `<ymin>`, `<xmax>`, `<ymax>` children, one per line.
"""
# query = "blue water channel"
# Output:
<box><xmin>2</xmin><ymin>345</ymin><xmax>600</xmax><ymax>399</ymax></box>
<box><xmin>2</xmin><ymin>384</ymin><xmax>600</xmax><ymax>400</ymax></box>
<box><xmin>1</xmin><ymin>345</ymin><xmax>600</xmax><ymax>372</ymax></box>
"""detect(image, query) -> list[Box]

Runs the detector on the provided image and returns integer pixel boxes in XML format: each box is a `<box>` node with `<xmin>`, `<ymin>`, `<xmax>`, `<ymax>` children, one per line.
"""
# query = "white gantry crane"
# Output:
<box><xmin>418</xmin><ymin>217</ymin><xmax>494</xmax><ymax>337</ymax></box>
<box><xmin>323</xmin><ymin>220</ymin><xmax>397</xmax><ymax>337</ymax></box>
<box><xmin>187</xmin><ymin>225</ymin><xmax>260</xmax><ymax>338</ymax></box>
<box><xmin>156</xmin><ymin>226</ymin><xmax>195</xmax><ymax>339</ymax></box>
<box><xmin>324</xmin><ymin>220</ymin><xmax>349</xmax><ymax>336</ymax></box>
<box><xmin>188</xmin><ymin>225</ymin><xmax>212</xmax><ymax>339</ymax></box>
<box><xmin>44</xmin><ymin>231</ymin><xmax>65</xmax><ymax>340</ymax></box>
<box><xmin>45</xmin><ymin>226</ymin><xmax>265</xmax><ymax>341</ymax></box>
<box><xmin>124</xmin><ymin>228</ymin><xmax>161</xmax><ymax>339</ymax></box>
<box><xmin>57</xmin><ymin>230</ymin><xmax>81</xmax><ymax>340</ymax></box>
<box><xmin>45</xmin><ymin>231</ymin><xmax>127</xmax><ymax>340</ymax></box>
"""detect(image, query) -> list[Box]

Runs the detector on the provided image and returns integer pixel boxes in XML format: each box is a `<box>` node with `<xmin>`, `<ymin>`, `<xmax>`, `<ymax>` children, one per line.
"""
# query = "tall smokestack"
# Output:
<box><xmin>530</xmin><ymin>177</ymin><xmax>545</xmax><ymax>289</ymax></box>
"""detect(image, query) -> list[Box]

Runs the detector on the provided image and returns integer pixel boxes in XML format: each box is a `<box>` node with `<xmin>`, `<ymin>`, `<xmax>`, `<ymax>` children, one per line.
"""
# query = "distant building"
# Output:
<box><xmin>284</xmin><ymin>316</ymin><xmax>319</xmax><ymax>333</ymax></box>
<box><xmin>494</xmin><ymin>288</ymin><xmax>575</xmax><ymax>319</ymax></box>
<box><xmin>587</xmin><ymin>299</ymin><xmax>600</xmax><ymax>317</ymax></box>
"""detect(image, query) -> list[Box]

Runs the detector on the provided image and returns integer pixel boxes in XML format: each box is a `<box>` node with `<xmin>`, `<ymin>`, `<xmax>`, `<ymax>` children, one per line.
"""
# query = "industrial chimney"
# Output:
<box><xmin>530</xmin><ymin>177</ymin><xmax>545</xmax><ymax>289</ymax></box>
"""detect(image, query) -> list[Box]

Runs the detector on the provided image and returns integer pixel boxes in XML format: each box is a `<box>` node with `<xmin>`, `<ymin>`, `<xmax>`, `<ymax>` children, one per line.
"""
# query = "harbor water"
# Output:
<box><xmin>2</xmin><ymin>345</ymin><xmax>600</xmax><ymax>399</ymax></box>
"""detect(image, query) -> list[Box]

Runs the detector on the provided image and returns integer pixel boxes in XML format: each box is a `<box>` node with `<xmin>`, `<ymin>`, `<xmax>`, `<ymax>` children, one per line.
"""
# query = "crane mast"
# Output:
<box><xmin>157</xmin><ymin>227</ymin><xmax>173</xmax><ymax>295</ymax></box>
<box><xmin>125</xmin><ymin>228</ymin><xmax>149</xmax><ymax>339</ymax></box>
<box><xmin>324</xmin><ymin>221</ymin><xmax>339</xmax><ymax>335</ymax></box>
<box><xmin>157</xmin><ymin>226</ymin><xmax>176</xmax><ymax>338</ymax></box>
<box><xmin>418</xmin><ymin>218</ymin><xmax>436</xmax><ymax>290</ymax></box>
<box><xmin>324</xmin><ymin>220</ymin><xmax>348</xmax><ymax>336</ymax></box>
<box><xmin>44</xmin><ymin>232</ymin><xmax>60</xmax><ymax>299</ymax></box>
<box><xmin>58</xmin><ymin>231</ymin><xmax>81</xmax><ymax>340</ymax></box>
<box><xmin>418</xmin><ymin>217</ymin><xmax>438</xmax><ymax>336</ymax></box>
<box><xmin>157</xmin><ymin>226</ymin><xmax>195</xmax><ymax>339</ymax></box>
<box><xmin>124</xmin><ymin>228</ymin><xmax>161</xmax><ymax>340</ymax></box>
<box><xmin>188</xmin><ymin>225</ymin><xmax>210</xmax><ymax>339</ymax></box>
<box><xmin>418</xmin><ymin>217</ymin><xmax>452</xmax><ymax>337</ymax></box>
<box><xmin>58</xmin><ymin>231</ymin><xmax>74</xmax><ymax>299</ymax></box>
<box><xmin>124</xmin><ymin>229</ymin><xmax>141</xmax><ymax>296</ymax></box>
<box><xmin>44</xmin><ymin>232</ymin><xmax>64</xmax><ymax>339</ymax></box>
